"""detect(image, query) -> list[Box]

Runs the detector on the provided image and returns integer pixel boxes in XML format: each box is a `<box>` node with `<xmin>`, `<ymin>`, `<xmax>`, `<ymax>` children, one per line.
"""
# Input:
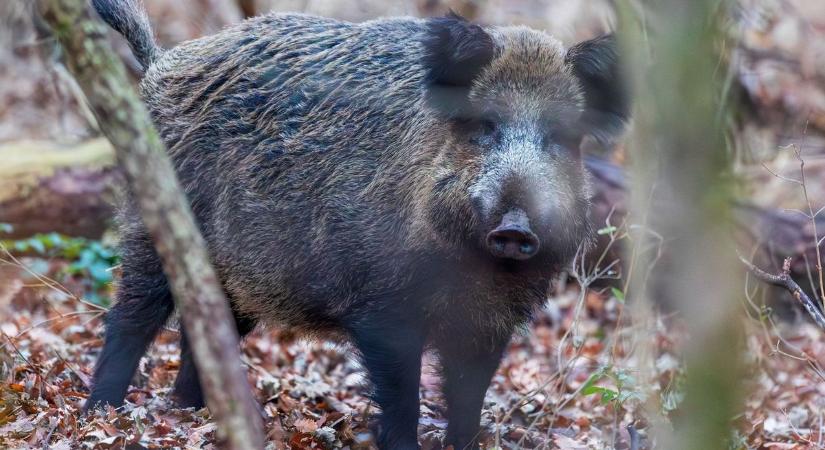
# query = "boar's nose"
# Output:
<box><xmin>485</xmin><ymin>209</ymin><xmax>540</xmax><ymax>260</ymax></box>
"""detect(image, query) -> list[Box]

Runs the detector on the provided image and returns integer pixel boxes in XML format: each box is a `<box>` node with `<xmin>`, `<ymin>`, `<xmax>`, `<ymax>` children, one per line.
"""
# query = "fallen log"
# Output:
<box><xmin>587</xmin><ymin>155</ymin><xmax>825</xmax><ymax>326</ymax></box>
<box><xmin>585</xmin><ymin>155</ymin><xmax>825</xmax><ymax>286</ymax></box>
<box><xmin>0</xmin><ymin>138</ymin><xmax>119</xmax><ymax>239</ymax></box>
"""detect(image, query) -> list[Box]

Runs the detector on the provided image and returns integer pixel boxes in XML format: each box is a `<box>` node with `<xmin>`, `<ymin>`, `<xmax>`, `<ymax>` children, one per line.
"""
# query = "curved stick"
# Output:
<box><xmin>739</xmin><ymin>255</ymin><xmax>825</xmax><ymax>329</ymax></box>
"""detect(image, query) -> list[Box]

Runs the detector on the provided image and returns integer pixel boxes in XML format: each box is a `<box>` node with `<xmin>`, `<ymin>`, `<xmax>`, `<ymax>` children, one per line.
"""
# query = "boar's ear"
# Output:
<box><xmin>565</xmin><ymin>34</ymin><xmax>630</xmax><ymax>147</ymax></box>
<box><xmin>422</xmin><ymin>12</ymin><xmax>495</xmax><ymax>118</ymax></box>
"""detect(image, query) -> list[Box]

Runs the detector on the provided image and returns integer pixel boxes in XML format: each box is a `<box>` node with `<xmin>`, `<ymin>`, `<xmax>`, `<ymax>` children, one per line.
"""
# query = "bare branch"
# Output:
<box><xmin>738</xmin><ymin>254</ymin><xmax>825</xmax><ymax>329</ymax></box>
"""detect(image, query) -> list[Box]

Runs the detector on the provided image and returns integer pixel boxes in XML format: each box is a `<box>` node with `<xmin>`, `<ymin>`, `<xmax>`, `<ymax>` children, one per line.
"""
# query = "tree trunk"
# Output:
<box><xmin>0</xmin><ymin>139</ymin><xmax>118</xmax><ymax>239</ymax></box>
<box><xmin>36</xmin><ymin>1</ymin><xmax>265</xmax><ymax>449</ymax></box>
<box><xmin>619</xmin><ymin>0</ymin><xmax>745</xmax><ymax>448</ymax></box>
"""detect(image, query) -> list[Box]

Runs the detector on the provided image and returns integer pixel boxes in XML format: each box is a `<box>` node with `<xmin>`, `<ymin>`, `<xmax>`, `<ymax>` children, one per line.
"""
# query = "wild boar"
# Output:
<box><xmin>86</xmin><ymin>1</ymin><xmax>629</xmax><ymax>448</ymax></box>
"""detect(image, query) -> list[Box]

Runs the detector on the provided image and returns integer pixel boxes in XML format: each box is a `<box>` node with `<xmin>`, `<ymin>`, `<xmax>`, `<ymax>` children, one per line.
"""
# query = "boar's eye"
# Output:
<box><xmin>455</xmin><ymin>113</ymin><xmax>500</xmax><ymax>142</ymax></box>
<box><xmin>479</xmin><ymin>118</ymin><xmax>497</xmax><ymax>136</ymax></box>
<box><xmin>547</xmin><ymin>129</ymin><xmax>583</xmax><ymax>156</ymax></box>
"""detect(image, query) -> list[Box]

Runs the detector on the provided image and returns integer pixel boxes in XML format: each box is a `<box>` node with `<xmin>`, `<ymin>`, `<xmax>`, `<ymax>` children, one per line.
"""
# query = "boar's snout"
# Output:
<box><xmin>485</xmin><ymin>209</ymin><xmax>540</xmax><ymax>260</ymax></box>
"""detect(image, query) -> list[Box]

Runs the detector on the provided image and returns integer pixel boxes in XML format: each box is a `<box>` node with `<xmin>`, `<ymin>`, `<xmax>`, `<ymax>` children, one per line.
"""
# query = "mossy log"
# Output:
<box><xmin>0</xmin><ymin>138</ymin><xmax>118</xmax><ymax>239</ymax></box>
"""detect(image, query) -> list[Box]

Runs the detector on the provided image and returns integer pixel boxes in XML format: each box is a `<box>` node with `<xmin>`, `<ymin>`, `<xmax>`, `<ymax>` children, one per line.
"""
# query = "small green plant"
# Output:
<box><xmin>581</xmin><ymin>365</ymin><xmax>646</xmax><ymax>408</ymax></box>
<box><xmin>610</xmin><ymin>287</ymin><xmax>626</xmax><ymax>303</ymax></box>
<box><xmin>1</xmin><ymin>227</ymin><xmax>119</xmax><ymax>306</ymax></box>
<box><xmin>596</xmin><ymin>225</ymin><xmax>618</xmax><ymax>236</ymax></box>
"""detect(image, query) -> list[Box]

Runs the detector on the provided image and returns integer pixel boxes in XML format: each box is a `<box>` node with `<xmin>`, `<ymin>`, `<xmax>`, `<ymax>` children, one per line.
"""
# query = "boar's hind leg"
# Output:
<box><xmin>438</xmin><ymin>334</ymin><xmax>510</xmax><ymax>449</ymax></box>
<box><xmin>85</xmin><ymin>256</ymin><xmax>173</xmax><ymax>411</ymax></box>
<box><xmin>173</xmin><ymin>314</ymin><xmax>257</xmax><ymax>408</ymax></box>
<box><xmin>349</xmin><ymin>318</ymin><xmax>425</xmax><ymax>450</ymax></box>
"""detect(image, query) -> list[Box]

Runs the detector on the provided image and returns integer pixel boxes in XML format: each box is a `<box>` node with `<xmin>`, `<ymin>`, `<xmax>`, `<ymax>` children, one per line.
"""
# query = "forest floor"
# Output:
<box><xmin>1</xmin><ymin>242</ymin><xmax>824</xmax><ymax>449</ymax></box>
<box><xmin>2</xmin><ymin>0</ymin><xmax>825</xmax><ymax>449</ymax></box>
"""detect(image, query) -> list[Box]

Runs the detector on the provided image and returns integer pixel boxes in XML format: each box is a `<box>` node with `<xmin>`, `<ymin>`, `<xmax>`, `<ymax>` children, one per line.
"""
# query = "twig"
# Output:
<box><xmin>738</xmin><ymin>254</ymin><xmax>825</xmax><ymax>329</ymax></box>
<box><xmin>1</xmin><ymin>330</ymin><xmax>32</xmax><ymax>364</ymax></box>
<box><xmin>0</xmin><ymin>244</ymin><xmax>107</xmax><ymax>312</ymax></box>
<box><xmin>5</xmin><ymin>311</ymin><xmax>103</xmax><ymax>347</ymax></box>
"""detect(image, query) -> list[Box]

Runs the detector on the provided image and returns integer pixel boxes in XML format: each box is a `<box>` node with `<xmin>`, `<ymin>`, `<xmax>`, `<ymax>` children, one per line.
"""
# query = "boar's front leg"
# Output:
<box><xmin>85</xmin><ymin>233</ymin><xmax>174</xmax><ymax>411</ymax></box>
<box><xmin>348</xmin><ymin>316</ymin><xmax>425</xmax><ymax>450</ymax></box>
<box><xmin>438</xmin><ymin>333</ymin><xmax>510</xmax><ymax>449</ymax></box>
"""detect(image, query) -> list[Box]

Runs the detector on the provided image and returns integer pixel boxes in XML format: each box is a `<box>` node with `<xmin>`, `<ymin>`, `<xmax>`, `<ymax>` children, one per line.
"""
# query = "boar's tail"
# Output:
<box><xmin>92</xmin><ymin>0</ymin><xmax>160</xmax><ymax>71</ymax></box>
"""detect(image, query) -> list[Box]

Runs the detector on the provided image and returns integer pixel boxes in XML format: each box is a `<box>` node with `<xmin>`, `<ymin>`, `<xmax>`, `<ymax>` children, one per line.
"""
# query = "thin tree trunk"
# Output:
<box><xmin>36</xmin><ymin>1</ymin><xmax>265</xmax><ymax>449</ymax></box>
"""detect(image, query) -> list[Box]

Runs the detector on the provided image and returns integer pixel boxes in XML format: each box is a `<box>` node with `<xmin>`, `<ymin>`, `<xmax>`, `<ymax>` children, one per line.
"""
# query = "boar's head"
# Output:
<box><xmin>422</xmin><ymin>15</ymin><xmax>629</xmax><ymax>270</ymax></box>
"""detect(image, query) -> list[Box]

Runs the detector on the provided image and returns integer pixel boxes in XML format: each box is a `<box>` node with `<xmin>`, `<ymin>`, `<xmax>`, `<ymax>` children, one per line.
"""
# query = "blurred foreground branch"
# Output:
<box><xmin>618</xmin><ymin>0</ymin><xmax>744</xmax><ymax>448</ymax></box>
<box><xmin>35</xmin><ymin>1</ymin><xmax>264</xmax><ymax>449</ymax></box>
